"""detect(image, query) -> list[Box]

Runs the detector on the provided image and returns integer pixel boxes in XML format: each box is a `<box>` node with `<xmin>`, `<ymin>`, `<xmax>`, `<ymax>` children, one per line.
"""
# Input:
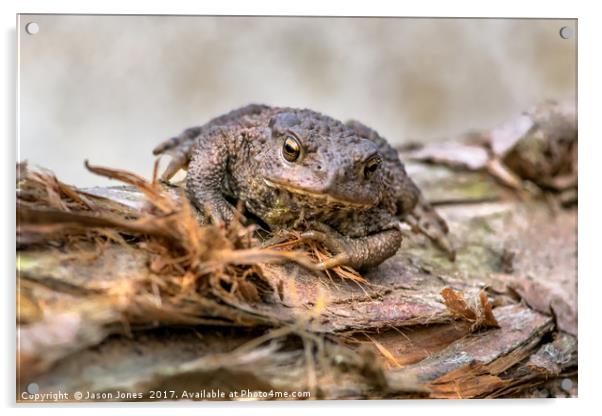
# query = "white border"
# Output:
<box><xmin>3</xmin><ymin>1</ymin><xmax>600</xmax><ymax>415</ymax></box>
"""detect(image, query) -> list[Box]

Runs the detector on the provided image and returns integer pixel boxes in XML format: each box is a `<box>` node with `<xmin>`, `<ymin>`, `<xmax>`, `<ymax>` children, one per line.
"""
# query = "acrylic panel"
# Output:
<box><xmin>17</xmin><ymin>15</ymin><xmax>577</xmax><ymax>402</ymax></box>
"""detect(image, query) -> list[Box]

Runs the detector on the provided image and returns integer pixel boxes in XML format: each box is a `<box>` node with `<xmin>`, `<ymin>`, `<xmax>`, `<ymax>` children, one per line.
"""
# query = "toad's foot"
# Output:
<box><xmin>153</xmin><ymin>127</ymin><xmax>202</xmax><ymax>182</ymax></box>
<box><xmin>404</xmin><ymin>196</ymin><xmax>456</xmax><ymax>261</ymax></box>
<box><xmin>158</xmin><ymin>152</ymin><xmax>189</xmax><ymax>183</ymax></box>
<box><xmin>184</xmin><ymin>189</ymin><xmax>240</xmax><ymax>227</ymax></box>
<box><xmin>301</xmin><ymin>223</ymin><xmax>402</xmax><ymax>271</ymax></box>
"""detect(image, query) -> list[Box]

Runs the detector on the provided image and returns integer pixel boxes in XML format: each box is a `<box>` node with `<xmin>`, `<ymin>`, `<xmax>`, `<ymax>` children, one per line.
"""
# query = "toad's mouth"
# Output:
<box><xmin>263</xmin><ymin>178</ymin><xmax>375</xmax><ymax>208</ymax></box>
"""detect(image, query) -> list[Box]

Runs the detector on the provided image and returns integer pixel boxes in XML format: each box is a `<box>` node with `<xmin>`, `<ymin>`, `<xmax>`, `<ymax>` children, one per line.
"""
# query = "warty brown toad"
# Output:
<box><xmin>153</xmin><ymin>104</ymin><xmax>453</xmax><ymax>270</ymax></box>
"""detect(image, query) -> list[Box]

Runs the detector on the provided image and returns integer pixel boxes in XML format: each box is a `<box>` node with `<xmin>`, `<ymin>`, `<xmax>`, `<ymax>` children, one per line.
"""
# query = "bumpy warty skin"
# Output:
<box><xmin>154</xmin><ymin>104</ymin><xmax>437</xmax><ymax>269</ymax></box>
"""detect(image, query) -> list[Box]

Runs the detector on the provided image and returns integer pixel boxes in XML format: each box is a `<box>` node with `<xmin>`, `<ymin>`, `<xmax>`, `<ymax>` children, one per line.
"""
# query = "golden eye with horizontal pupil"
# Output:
<box><xmin>282</xmin><ymin>135</ymin><xmax>301</xmax><ymax>162</ymax></box>
<box><xmin>364</xmin><ymin>155</ymin><xmax>381</xmax><ymax>178</ymax></box>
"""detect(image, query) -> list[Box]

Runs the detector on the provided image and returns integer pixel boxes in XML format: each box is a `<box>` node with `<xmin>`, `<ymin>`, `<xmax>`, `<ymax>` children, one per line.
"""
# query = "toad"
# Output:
<box><xmin>153</xmin><ymin>104</ymin><xmax>453</xmax><ymax>270</ymax></box>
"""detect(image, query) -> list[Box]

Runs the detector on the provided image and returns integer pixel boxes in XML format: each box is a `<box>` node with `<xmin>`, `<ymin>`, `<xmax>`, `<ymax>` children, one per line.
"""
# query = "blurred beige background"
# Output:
<box><xmin>18</xmin><ymin>15</ymin><xmax>576</xmax><ymax>186</ymax></box>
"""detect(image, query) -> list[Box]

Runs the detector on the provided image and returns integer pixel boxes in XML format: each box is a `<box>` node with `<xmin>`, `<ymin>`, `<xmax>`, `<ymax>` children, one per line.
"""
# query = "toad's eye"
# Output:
<box><xmin>282</xmin><ymin>135</ymin><xmax>301</xmax><ymax>162</ymax></box>
<box><xmin>364</xmin><ymin>155</ymin><xmax>382</xmax><ymax>179</ymax></box>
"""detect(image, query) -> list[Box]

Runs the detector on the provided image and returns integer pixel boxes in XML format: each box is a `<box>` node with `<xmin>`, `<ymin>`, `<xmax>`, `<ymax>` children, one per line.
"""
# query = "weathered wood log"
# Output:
<box><xmin>16</xmin><ymin>153</ymin><xmax>577</xmax><ymax>400</ymax></box>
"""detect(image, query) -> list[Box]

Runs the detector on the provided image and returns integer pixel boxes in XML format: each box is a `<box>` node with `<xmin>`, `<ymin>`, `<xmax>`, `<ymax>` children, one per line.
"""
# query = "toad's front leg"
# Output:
<box><xmin>186</xmin><ymin>126</ymin><xmax>241</xmax><ymax>226</ymax></box>
<box><xmin>301</xmin><ymin>223</ymin><xmax>402</xmax><ymax>270</ymax></box>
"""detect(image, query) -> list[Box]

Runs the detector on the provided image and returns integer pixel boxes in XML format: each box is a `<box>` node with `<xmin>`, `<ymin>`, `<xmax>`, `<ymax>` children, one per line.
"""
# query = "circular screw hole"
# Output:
<box><xmin>559</xmin><ymin>26</ymin><xmax>573</xmax><ymax>39</ymax></box>
<box><xmin>25</xmin><ymin>22</ymin><xmax>39</xmax><ymax>35</ymax></box>
<box><xmin>560</xmin><ymin>378</ymin><xmax>573</xmax><ymax>392</ymax></box>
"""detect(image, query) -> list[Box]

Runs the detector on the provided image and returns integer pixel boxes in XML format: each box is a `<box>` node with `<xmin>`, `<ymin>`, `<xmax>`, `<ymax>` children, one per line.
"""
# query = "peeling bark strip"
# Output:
<box><xmin>16</xmin><ymin>135</ymin><xmax>576</xmax><ymax>401</ymax></box>
<box><xmin>387</xmin><ymin>305</ymin><xmax>554</xmax><ymax>398</ymax></box>
<box><xmin>440</xmin><ymin>288</ymin><xmax>499</xmax><ymax>331</ymax></box>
